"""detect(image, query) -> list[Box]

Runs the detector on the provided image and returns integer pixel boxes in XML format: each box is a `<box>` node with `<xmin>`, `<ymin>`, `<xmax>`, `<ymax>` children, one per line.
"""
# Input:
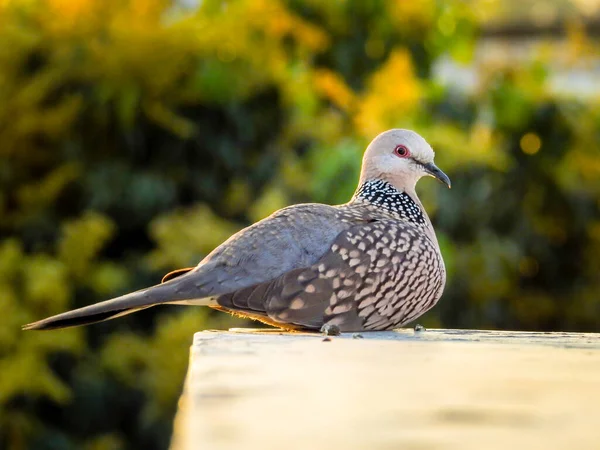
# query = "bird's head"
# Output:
<box><xmin>360</xmin><ymin>129</ymin><xmax>451</xmax><ymax>192</ymax></box>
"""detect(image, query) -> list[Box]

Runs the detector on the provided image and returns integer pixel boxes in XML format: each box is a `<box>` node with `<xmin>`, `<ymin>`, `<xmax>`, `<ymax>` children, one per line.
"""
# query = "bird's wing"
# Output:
<box><xmin>23</xmin><ymin>204</ymin><xmax>358</xmax><ymax>330</ymax></box>
<box><xmin>251</xmin><ymin>219</ymin><xmax>445</xmax><ymax>331</ymax></box>
<box><xmin>183</xmin><ymin>203</ymin><xmax>357</xmax><ymax>297</ymax></box>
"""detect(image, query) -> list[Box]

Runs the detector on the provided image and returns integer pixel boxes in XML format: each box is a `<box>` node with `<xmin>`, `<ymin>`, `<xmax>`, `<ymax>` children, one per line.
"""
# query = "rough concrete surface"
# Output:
<box><xmin>170</xmin><ymin>328</ymin><xmax>600</xmax><ymax>450</ymax></box>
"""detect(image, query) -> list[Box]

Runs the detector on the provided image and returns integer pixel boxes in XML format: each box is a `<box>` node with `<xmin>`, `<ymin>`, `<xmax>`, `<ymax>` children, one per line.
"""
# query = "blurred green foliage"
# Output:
<box><xmin>1</xmin><ymin>0</ymin><xmax>599</xmax><ymax>448</ymax></box>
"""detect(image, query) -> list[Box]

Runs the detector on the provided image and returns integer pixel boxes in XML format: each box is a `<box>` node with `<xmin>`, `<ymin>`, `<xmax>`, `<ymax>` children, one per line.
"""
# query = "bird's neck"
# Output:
<box><xmin>351</xmin><ymin>179</ymin><xmax>441</xmax><ymax>249</ymax></box>
<box><xmin>352</xmin><ymin>179</ymin><xmax>427</xmax><ymax>227</ymax></box>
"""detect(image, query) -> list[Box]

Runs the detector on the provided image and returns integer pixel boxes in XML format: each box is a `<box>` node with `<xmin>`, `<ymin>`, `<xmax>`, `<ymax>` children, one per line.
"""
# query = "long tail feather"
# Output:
<box><xmin>22</xmin><ymin>271</ymin><xmax>210</xmax><ymax>331</ymax></box>
<box><xmin>22</xmin><ymin>306</ymin><xmax>147</xmax><ymax>330</ymax></box>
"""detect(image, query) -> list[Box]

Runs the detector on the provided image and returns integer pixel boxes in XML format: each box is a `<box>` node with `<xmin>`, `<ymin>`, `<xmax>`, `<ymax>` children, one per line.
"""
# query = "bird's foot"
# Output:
<box><xmin>320</xmin><ymin>323</ymin><xmax>341</xmax><ymax>336</ymax></box>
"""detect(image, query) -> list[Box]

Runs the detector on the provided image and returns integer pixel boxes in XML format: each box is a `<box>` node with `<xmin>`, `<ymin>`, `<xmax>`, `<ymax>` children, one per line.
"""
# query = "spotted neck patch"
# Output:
<box><xmin>353</xmin><ymin>180</ymin><xmax>426</xmax><ymax>225</ymax></box>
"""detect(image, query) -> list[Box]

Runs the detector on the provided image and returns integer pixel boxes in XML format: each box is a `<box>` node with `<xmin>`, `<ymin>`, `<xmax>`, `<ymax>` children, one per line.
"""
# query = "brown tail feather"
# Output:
<box><xmin>161</xmin><ymin>267</ymin><xmax>194</xmax><ymax>283</ymax></box>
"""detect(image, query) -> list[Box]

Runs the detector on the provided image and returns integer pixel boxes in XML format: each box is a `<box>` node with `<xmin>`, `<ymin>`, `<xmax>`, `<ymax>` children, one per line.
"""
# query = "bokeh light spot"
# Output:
<box><xmin>520</xmin><ymin>133</ymin><xmax>542</xmax><ymax>155</ymax></box>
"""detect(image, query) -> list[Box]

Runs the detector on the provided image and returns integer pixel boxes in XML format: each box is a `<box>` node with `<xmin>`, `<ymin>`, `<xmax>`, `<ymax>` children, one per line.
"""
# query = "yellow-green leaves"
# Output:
<box><xmin>58</xmin><ymin>212</ymin><xmax>116</xmax><ymax>279</ymax></box>
<box><xmin>147</xmin><ymin>205</ymin><xmax>240</xmax><ymax>270</ymax></box>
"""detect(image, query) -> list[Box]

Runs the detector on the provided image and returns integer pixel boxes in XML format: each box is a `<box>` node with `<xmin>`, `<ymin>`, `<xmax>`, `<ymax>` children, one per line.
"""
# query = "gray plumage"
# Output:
<box><xmin>23</xmin><ymin>129</ymin><xmax>451</xmax><ymax>332</ymax></box>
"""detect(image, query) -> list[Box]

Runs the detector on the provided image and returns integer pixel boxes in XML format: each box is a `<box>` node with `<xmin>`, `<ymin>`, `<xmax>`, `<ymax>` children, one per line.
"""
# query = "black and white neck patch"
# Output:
<box><xmin>354</xmin><ymin>180</ymin><xmax>426</xmax><ymax>225</ymax></box>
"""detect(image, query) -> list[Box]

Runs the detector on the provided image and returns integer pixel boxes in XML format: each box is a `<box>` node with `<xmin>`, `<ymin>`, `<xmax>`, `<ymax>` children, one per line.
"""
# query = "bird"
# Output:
<box><xmin>23</xmin><ymin>129</ymin><xmax>451</xmax><ymax>332</ymax></box>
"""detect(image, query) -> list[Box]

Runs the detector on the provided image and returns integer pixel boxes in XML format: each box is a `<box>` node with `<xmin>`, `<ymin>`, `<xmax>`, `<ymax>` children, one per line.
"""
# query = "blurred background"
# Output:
<box><xmin>1</xmin><ymin>0</ymin><xmax>599</xmax><ymax>448</ymax></box>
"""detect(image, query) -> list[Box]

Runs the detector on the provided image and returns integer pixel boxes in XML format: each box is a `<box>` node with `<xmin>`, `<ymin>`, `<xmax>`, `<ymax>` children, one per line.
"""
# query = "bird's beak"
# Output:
<box><xmin>423</xmin><ymin>162</ymin><xmax>451</xmax><ymax>188</ymax></box>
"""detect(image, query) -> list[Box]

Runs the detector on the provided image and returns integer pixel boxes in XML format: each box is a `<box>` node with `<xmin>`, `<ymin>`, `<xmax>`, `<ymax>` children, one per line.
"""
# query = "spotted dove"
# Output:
<box><xmin>23</xmin><ymin>129</ymin><xmax>451</xmax><ymax>332</ymax></box>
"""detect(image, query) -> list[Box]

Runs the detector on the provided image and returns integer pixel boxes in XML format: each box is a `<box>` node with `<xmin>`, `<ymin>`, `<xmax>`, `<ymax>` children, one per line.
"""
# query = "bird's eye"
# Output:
<box><xmin>394</xmin><ymin>145</ymin><xmax>410</xmax><ymax>158</ymax></box>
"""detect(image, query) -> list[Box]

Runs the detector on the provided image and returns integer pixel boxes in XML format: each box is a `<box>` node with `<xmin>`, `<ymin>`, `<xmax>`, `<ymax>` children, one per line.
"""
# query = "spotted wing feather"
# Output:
<box><xmin>260</xmin><ymin>220</ymin><xmax>445</xmax><ymax>331</ymax></box>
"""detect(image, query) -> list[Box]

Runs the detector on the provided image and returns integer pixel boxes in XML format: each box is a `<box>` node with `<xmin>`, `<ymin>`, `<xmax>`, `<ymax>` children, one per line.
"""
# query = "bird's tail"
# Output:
<box><xmin>22</xmin><ymin>271</ymin><xmax>212</xmax><ymax>331</ymax></box>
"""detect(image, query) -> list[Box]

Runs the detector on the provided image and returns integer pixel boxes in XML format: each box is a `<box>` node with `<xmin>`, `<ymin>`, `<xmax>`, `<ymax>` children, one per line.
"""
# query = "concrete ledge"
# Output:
<box><xmin>171</xmin><ymin>328</ymin><xmax>600</xmax><ymax>450</ymax></box>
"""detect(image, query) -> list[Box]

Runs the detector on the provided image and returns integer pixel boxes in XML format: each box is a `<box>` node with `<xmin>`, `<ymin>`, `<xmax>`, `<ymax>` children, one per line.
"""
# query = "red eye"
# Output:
<box><xmin>394</xmin><ymin>145</ymin><xmax>410</xmax><ymax>158</ymax></box>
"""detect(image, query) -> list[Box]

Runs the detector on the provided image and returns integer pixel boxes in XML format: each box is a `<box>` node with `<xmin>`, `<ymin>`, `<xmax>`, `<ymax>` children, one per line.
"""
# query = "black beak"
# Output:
<box><xmin>423</xmin><ymin>162</ymin><xmax>451</xmax><ymax>188</ymax></box>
